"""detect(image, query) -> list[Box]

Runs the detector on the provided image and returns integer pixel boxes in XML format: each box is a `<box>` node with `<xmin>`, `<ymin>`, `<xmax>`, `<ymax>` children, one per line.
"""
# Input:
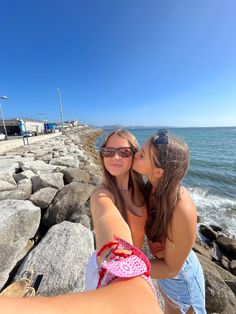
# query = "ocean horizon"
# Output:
<box><xmin>96</xmin><ymin>126</ymin><xmax>236</xmax><ymax>236</ymax></box>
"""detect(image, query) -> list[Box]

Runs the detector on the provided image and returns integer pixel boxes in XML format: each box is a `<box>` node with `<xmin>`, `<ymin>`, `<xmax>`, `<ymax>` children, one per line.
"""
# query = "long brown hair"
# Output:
<box><xmin>145</xmin><ymin>134</ymin><xmax>189</xmax><ymax>242</ymax></box>
<box><xmin>100</xmin><ymin>129</ymin><xmax>145</xmax><ymax>224</ymax></box>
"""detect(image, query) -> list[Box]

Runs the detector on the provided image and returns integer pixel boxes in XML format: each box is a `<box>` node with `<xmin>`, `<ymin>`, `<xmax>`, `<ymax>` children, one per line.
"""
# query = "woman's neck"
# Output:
<box><xmin>148</xmin><ymin>177</ymin><xmax>160</xmax><ymax>190</ymax></box>
<box><xmin>116</xmin><ymin>174</ymin><xmax>130</xmax><ymax>191</ymax></box>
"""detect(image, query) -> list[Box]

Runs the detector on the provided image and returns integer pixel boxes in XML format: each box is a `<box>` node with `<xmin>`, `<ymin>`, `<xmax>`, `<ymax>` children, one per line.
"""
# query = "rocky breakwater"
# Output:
<box><xmin>193</xmin><ymin>223</ymin><xmax>236</xmax><ymax>313</ymax></box>
<box><xmin>0</xmin><ymin>126</ymin><xmax>103</xmax><ymax>296</ymax></box>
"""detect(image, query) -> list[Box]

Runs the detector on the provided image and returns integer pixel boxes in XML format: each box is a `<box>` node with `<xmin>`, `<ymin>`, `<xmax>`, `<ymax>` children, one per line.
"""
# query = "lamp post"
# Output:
<box><xmin>0</xmin><ymin>96</ymin><xmax>8</xmax><ymax>140</ymax></box>
<box><xmin>57</xmin><ymin>88</ymin><xmax>64</xmax><ymax>132</ymax></box>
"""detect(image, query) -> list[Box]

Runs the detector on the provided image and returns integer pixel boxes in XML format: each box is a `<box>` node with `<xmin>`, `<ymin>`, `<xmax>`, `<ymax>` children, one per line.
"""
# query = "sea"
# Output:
<box><xmin>96</xmin><ymin>127</ymin><xmax>236</xmax><ymax>236</ymax></box>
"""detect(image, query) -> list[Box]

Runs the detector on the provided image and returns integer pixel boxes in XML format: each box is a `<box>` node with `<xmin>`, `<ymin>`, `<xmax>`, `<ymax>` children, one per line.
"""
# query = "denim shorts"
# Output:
<box><xmin>158</xmin><ymin>250</ymin><xmax>206</xmax><ymax>314</ymax></box>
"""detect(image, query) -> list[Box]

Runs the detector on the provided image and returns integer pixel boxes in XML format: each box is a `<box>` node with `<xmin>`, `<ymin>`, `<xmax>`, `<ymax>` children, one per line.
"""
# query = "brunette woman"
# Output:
<box><xmin>133</xmin><ymin>129</ymin><xmax>206</xmax><ymax>314</ymax></box>
<box><xmin>86</xmin><ymin>129</ymin><xmax>147</xmax><ymax>290</ymax></box>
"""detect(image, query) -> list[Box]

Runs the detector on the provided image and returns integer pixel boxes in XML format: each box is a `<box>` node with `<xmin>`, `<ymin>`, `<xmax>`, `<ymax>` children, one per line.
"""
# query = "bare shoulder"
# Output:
<box><xmin>173</xmin><ymin>186</ymin><xmax>197</xmax><ymax>224</ymax></box>
<box><xmin>91</xmin><ymin>185</ymin><xmax>115</xmax><ymax>202</ymax></box>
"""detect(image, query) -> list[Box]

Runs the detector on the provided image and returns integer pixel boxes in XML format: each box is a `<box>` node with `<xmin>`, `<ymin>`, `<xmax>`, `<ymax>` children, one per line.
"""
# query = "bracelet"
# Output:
<box><xmin>96</xmin><ymin>236</ymin><xmax>156</xmax><ymax>299</ymax></box>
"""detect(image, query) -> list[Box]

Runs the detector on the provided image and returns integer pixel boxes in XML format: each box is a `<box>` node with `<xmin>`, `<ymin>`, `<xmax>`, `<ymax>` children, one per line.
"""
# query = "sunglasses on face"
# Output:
<box><xmin>153</xmin><ymin>129</ymin><xmax>169</xmax><ymax>167</ymax></box>
<box><xmin>100</xmin><ymin>146</ymin><xmax>135</xmax><ymax>158</ymax></box>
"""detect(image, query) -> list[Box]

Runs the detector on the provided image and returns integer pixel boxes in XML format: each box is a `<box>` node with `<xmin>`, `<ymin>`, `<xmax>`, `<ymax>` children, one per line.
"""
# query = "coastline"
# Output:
<box><xmin>0</xmin><ymin>125</ymin><xmax>235</xmax><ymax>312</ymax></box>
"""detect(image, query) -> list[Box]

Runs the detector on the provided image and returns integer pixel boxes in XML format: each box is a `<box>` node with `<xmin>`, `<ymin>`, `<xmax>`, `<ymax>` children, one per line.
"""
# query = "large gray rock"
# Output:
<box><xmin>70</xmin><ymin>213</ymin><xmax>91</xmax><ymax>230</ymax></box>
<box><xmin>0</xmin><ymin>179</ymin><xmax>32</xmax><ymax>200</ymax></box>
<box><xmin>30</xmin><ymin>187</ymin><xmax>58</xmax><ymax>209</ymax></box>
<box><xmin>0</xmin><ymin>200</ymin><xmax>41</xmax><ymax>290</ymax></box>
<box><xmin>216</xmin><ymin>236</ymin><xmax>236</xmax><ymax>257</ymax></box>
<box><xmin>199</xmin><ymin>224</ymin><xmax>218</xmax><ymax>241</ymax></box>
<box><xmin>197</xmin><ymin>254</ymin><xmax>236</xmax><ymax>313</ymax></box>
<box><xmin>0</xmin><ymin>160</ymin><xmax>19</xmax><ymax>175</ymax></box>
<box><xmin>0</xmin><ymin>174</ymin><xmax>17</xmax><ymax>192</ymax></box>
<box><xmin>49</xmin><ymin>156</ymin><xmax>80</xmax><ymax>168</ymax></box>
<box><xmin>230</xmin><ymin>260</ymin><xmax>236</xmax><ymax>276</ymax></box>
<box><xmin>31</xmin><ymin>173</ymin><xmax>64</xmax><ymax>193</ymax></box>
<box><xmin>13</xmin><ymin>170</ymin><xmax>36</xmax><ymax>182</ymax></box>
<box><xmin>32</xmin><ymin>149</ymin><xmax>52</xmax><ymax>158</ymax></box>
<box><xmin>62</xmin><ymin>168</ymin><xmax>90</xmax><ymax>184</ymax></box>
<box><xmin>35</xmin><ymin>153</ymin><xmax>53</xmax><ymax>163</ymax></box>
<box><xmin>20</xmin><ymin>160</ymin><xmax>57</xmax><ymax>174</ymax></box>
<box><xmin>43</xmin><ymin>182</ymin><xmax>95</xmax><ymax>227</ymax></box>
<box><xmin>15</xmin><ymin>221</ymin><xmax>94</xmax><ymax>296</ymax></box>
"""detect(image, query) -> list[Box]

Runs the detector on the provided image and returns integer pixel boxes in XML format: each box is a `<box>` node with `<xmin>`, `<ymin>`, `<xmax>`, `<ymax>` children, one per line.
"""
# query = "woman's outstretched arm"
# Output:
<box><xmin>90</xmin><ymin>187</ymin><xmax>133</xmax><ymax>262</ymax></box>
<box><xmin>0</xmin><ymin>277</ymin><xmax>161</xmax><ymax>314</ymax></box>
<box><xmin>0</xmin><ymin>186</ymin><xmax>162</xmax><ymax>314</ymax></box>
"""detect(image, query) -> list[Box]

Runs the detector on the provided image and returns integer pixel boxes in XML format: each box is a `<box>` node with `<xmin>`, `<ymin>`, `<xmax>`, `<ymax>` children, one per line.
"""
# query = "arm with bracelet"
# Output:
<box><xmin>0</xmin><ymin>188</ymin><xmax>162</xmax><ymax>314</ymax></box>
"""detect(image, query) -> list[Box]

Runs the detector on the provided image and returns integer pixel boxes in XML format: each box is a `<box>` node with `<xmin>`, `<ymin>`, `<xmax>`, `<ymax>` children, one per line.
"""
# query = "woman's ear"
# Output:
<box><xmin>153</xmin><ymin>167</ymin><xmax>163</xmax><ymax>179</ymax></box>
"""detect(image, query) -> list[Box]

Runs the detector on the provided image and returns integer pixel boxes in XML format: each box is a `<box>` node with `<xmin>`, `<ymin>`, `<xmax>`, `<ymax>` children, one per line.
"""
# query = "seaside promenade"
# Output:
<box><xmin>0</xmin><ymin>126</ymin><xmax>235</xmax><ymax>313</ymax></box>
<box><xmin>0</xmin><ymin>132</ymin><xmax>62</xmax><ymax>155</ymax></box>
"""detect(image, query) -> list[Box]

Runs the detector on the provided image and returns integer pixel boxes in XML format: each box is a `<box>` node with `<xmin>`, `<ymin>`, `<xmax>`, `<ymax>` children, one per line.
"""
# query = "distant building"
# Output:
<box><xmin>44</xmin><ymin>122</ymin><xmax>59</xmax><ymax>133</ymax></box>
<box><xmin>64</xmin><ymin>120</ymin><xmax>80</xmax><ymax>127</ymax></box>
<box><xmin>0</xmin><ymin>118</ymin><xmax>44</xmax><ymax>136</ymax></box>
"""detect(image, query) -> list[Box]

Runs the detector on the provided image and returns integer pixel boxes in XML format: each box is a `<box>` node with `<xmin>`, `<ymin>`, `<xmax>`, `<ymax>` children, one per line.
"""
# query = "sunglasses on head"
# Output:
<box><xmin>153</xmin><ymin>129</ymin><xmax>169</xmax><ymax>167</ymax></box>
<box><xmin>100</xmin><ymin>146</ymin><xmax>135</xmax><ymax>158</ymax></box>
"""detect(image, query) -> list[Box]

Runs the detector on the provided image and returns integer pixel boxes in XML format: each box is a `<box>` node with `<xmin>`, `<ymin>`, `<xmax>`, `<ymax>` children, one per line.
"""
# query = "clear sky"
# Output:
<box><xmin>1</xmin><ymin>0</ymin><xmax>236</xmax><ymax>127</ymax></box>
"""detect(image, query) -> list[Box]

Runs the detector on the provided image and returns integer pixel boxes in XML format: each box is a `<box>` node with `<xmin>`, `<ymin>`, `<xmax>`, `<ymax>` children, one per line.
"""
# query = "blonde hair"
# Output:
<box><xmin>100</xmin><ymin>129</ymin><xmax>145</xmax><ymax>224</ymax></box>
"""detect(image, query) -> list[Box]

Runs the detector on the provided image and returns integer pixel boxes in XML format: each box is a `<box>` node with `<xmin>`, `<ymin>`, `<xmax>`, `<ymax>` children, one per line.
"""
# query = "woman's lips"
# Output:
<box><xmin>109</xmin><ymin>163</ymin><xmax>123</xmax><ymax>168</ymax></box>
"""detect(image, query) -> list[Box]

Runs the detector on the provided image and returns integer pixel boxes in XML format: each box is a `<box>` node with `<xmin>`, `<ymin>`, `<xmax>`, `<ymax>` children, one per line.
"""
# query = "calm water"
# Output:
<box><xmin>97</xmin><ymin>127</ymin><xmax>236</xmax><ymax>235</ymax></box>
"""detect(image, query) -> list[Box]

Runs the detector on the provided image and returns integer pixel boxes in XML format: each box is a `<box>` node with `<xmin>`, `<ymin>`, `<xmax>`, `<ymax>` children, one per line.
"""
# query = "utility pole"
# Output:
<box><xmin>57</xmin><ymin>88</ymin><xmax>64</xmax><ymax>132</ymax></box>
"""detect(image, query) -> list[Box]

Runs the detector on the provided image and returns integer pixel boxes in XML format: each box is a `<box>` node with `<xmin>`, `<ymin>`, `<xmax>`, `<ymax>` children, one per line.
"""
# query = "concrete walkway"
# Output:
<box><xmin>0</xmin><ymin>132</ymin><xmax>62</xmax><ymax>155</ymax></box>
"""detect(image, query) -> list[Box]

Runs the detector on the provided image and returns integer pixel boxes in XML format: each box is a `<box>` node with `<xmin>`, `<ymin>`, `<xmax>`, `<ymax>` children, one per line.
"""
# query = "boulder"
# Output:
<box><xmin>70</xmin><ymin>213</ymin><xmax>91</xmax><ymax>230</ymax></box>
<box><xmin>216</xmin><ymin>236</ymin><xmax>236</xmax><ymax>258</ymax></box>
<box><xmin>43</xmin><ymin>182</ymin><xmax>95</xmax><ymax>227</ymax></box>
<box><xmin>193</xmin><ymin>243</ymin><xmax>212</xmax><ymax>259</ymax></box>
<box><xmin>35</xmin><ymin>153</ymin><xmax>53</xmax><ymax>163</ymax></box>
<box><xmin>199</xmin><ymin>224</ymin><xmax>218</xmax><ymax>241</ymax></box>
<box><xmin>0</xmin><ymin>179</ymin><xmax>32</xmax><ymax>200</ymax></box>
<box><xmin>0</xmin><ymin>174</ymin><xmax>17</xmax><ymax>192</ymax></box>
<box><xmin>20</xmin><ymin>160</ymin><xmax>57</xmax><ymax>174</ymax></box>
<box><xmin>62</xmin><ymin>168</ymin><xmax>90</xmax><ymax>184</ymax></box>
<box><xmin>0</xmin><ymin>160</ymin><xmax>19</xmax><ymax>175</ymax></box>
<box><xmin>197</xmin><ymin>254</ymin><xmax>236</xmax><ymax>313</ymax></box>
<box><xmin>230</xmin><ymin>260</ymin><xmax>236</xmax><ymax>276</ymax></box>
<box><xmin>49</xmin><ymin>156</ymin><xmax>80</xmax><ymax>168</ymax></box>
<box><xmin>13</xmin><ymin>170</ymin><xmax>35</xmax><ymax>182</ymax></box>
<box><xmin>14</xmin><ymin>221</ymin><xmax>94</xmax><ymax>296</ymax></box>
<box><xmin>0</xmin><ymin>200</ymin><xmax>40</xmax><ymax>290</ymax></box>
<box><xmin>31</xmin><ymin>173</ymin><xmax>64</xmax><ymax>193</ymax></box>
<box><xmin>30</xmin><ymin>187</ymin><xmax>58</xmax><ymax>209</ymax></box>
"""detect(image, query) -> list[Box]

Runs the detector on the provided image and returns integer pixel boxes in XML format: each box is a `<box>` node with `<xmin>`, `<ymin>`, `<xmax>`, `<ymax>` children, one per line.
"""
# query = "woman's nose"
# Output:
<box><xmin>112</xmin><ymin>151</ymin><xmax>121</xmax><ymax>159</ymax></box>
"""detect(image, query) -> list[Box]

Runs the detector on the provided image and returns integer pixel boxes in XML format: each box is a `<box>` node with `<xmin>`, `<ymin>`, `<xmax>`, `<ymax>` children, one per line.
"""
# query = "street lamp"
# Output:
<box><xmin>57</xmin><ymin>88</ymin><xmax>64</xmax><ymax>132</ymax></box>
<box><xmin>0</xmin><ymin>96</ymin><xmax>8</xmax><ymax>140</ymax></box>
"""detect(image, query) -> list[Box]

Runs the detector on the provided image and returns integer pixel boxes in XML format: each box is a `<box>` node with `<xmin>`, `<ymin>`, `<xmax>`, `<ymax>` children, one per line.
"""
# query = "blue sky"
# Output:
<box><xmin>0</xmin><ymin>0</ymin><xmax>236</xmax><ymax>127</ymax></box>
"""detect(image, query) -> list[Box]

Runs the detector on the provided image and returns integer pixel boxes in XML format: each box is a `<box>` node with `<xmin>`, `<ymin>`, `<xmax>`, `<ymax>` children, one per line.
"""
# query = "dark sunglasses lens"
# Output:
<box><xmin>118</xmin><ymin>148</ymin><xmax>133</xmax><ymax>157</ymax></box>
<box><xmin>101</xmin><ymin>147</ymin><xmax>133</xmax><ymax>158</ymax></box>
<box><xmin>101</xmin><ymin>148</ymin><xmax>115</xmax><ymax>157</ymax></box>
